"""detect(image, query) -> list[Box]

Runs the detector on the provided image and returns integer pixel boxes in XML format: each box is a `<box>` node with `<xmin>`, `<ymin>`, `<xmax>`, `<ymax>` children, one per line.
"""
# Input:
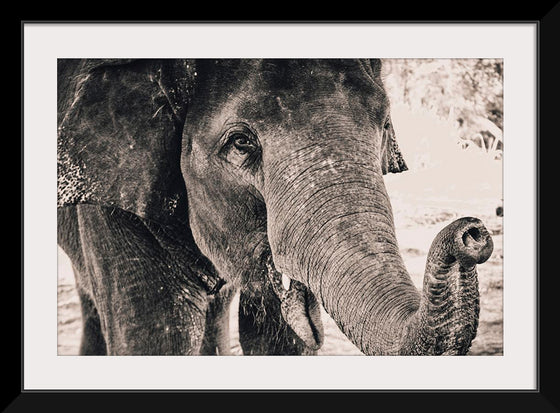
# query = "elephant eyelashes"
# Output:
<box><xmin>219</xmin><ymin>128</ymin><xmax>262</xmax><ymax>171</ymax></box>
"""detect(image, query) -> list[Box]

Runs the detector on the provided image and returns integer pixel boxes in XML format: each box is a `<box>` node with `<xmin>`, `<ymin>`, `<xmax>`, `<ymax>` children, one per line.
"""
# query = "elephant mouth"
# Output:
<box><xmin>263</xmin><ymin>252</ymin><xmax>324</xmax><ymax>350</ymax></box>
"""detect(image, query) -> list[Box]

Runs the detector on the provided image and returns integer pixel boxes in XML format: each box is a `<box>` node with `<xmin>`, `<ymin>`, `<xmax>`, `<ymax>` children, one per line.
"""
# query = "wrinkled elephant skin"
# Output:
<box><xmin>57</xmin><ymin>59</ymin><xmax>492</xmax><ymax>356</ymax></box>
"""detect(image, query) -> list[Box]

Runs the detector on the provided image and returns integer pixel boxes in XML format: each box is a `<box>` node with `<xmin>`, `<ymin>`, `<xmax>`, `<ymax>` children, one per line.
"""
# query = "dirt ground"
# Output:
<box><xmin>57</xmin><ymin>169</ymin><xmax>503</xmax><ymax>356</ymax></box>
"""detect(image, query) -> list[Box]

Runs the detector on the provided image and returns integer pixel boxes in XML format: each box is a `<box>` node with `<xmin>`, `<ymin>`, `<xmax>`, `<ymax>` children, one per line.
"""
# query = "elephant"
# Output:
<box><xmin>57</xmin><ymin>58</ymin><xmax>494</xmax><ymax>356</ymax></box>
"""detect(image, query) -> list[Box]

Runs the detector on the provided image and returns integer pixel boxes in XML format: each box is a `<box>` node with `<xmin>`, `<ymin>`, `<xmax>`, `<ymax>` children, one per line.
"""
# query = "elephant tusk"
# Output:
<box><xmin>282</xmin><ymin>273</ymin><xmax>291</xmax><ymax>291</ymax></box>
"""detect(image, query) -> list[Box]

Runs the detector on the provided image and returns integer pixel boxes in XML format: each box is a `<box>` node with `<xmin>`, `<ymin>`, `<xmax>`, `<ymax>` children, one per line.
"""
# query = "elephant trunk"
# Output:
<box><xmin>266</xmin><ymin>142</ymin><xmax>493</xmax><ymax>355</ymax></box>
<box><xmin>400</xmin><ymin>217</ymin><xmax>493</xmax><ymax>355</ymax></box>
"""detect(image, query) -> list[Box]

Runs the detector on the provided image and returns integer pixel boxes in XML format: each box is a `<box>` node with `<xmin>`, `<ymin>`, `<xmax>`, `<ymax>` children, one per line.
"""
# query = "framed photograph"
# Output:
<box><xmin>19</xmin><ymin>16</ymin><xmax>552</xmax><ymax>408</ymax></box>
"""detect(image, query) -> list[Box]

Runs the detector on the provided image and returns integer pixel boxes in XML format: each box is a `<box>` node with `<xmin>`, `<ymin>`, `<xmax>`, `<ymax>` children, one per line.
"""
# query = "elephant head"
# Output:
<box><xmin>58</xmin><ymin>58</ymin><xmax>493</xmax><ymax>355</ymax></box>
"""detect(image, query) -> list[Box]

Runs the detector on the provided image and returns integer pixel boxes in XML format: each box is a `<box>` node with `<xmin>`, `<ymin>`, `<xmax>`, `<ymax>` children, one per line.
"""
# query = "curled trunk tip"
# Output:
<box><xmin>400</xmin><ymin>217</ymin><xmax>493</xmax><ymax>355</ymax></box>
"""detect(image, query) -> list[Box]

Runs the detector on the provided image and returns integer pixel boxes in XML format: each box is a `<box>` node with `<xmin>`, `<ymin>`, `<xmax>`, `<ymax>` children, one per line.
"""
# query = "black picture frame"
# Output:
<box><xmin>15</xmin><ymin>8</ymin><xmax>556</xmax><ymax>411</ymax></box>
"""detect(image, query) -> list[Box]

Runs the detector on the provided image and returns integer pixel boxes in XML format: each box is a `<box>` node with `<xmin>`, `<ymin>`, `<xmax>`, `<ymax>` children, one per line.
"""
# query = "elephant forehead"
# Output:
<box><xmin>184</xmin><ymin>59</ymin><xmax>389</xmax><ymax>150</ymax></box>
<box><xmin>248</xmin><ymin>65</ymin><xmax>387</xmax><ymax>129</ymax></box>
<box><xmin>218</xmin><ymin>59</ymin><xmax>385</xmax><ymax>110</ymax></box>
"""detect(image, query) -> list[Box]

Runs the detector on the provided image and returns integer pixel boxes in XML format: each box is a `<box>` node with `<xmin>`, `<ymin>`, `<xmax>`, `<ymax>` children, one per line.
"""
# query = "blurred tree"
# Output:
<box><xmin>383</xmin><ymin>58</ymin><xmax>503</xmax><ymax>159</ymax></box>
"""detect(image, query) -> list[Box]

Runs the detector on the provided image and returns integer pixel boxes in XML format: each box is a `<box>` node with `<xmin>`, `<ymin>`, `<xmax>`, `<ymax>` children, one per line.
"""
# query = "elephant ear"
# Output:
<box><xmin>368</xmin><ymin>58</ymin><xmax>408</xmax><ymax>175</ymax></box>
<box><xmin>57</xmin><ymin>58</ymin><xmax>197</xmax><ymax>226</ymax></box>
<box><xmin>381</xmin><ymin>118</ymin><xmax>408</xmax><ymax>174</ymax></box>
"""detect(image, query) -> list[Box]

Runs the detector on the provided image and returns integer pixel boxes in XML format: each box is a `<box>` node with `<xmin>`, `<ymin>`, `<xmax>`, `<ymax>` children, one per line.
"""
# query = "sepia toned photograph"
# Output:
<box><xmin>56</xmin><ymin>58</ymin><xmax>503</xmax><ymax>357</ymax></box>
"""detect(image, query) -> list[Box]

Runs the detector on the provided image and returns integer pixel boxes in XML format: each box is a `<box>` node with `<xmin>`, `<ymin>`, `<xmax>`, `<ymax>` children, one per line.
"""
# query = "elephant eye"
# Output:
<box><xmin>231</xmin><ymin>133</ymin><xmax>256</xmax><ymax>153</ymax></box>
<box><xmin>219</xmin><ymin>126</ymin><xmax>262</xmax><ymax>171</ymax></box>
<box><xmin>383</xmin><ymin>119</ymin><xmax>391</xmax><ymax>130</ymax></box>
